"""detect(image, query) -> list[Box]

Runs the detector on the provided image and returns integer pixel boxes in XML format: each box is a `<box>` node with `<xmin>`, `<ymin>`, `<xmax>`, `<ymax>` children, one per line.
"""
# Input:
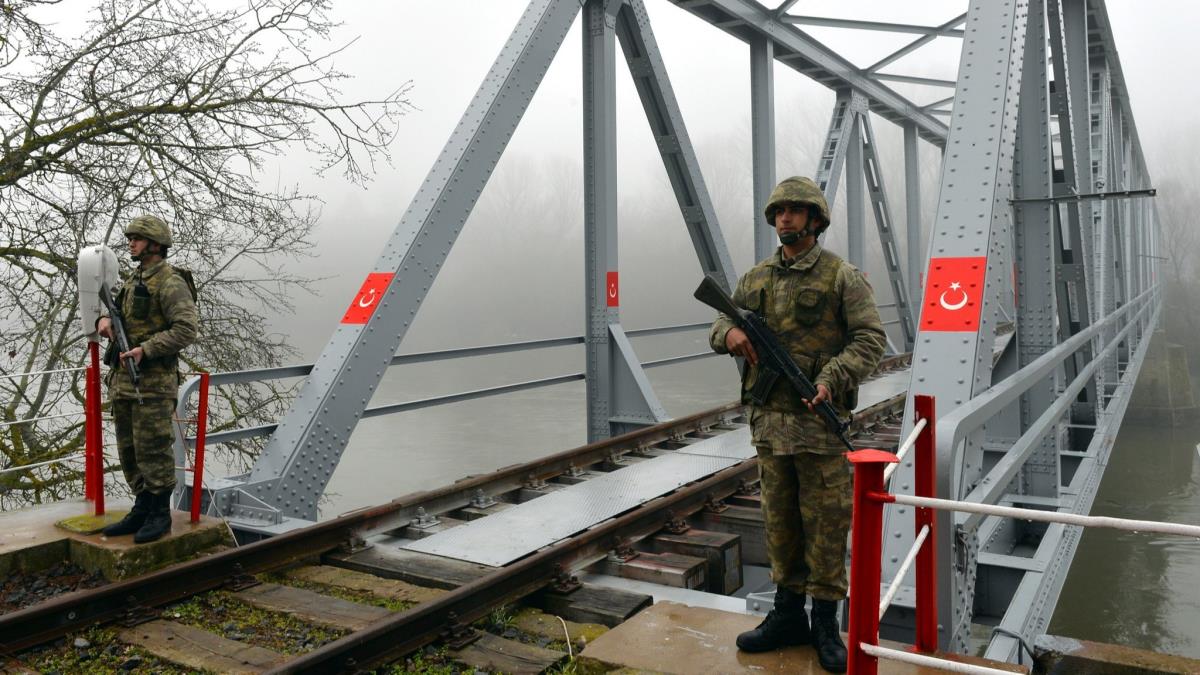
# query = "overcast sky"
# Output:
<box><xmin>256</xmin><ymin>0</ymin><xmax>1197</xmax><ymax>355</ymax></box>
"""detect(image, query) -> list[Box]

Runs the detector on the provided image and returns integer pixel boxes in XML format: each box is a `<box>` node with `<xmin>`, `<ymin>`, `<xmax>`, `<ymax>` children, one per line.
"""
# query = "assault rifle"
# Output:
<box><xmin>99</xmin><ymin>284</ymin><xmax>142</xmax><ymax>403</ymax></box>
<box><xmin>694</xmin><ymin>275</ymin><xmax>853</xmax><ymax>451</ymax></box>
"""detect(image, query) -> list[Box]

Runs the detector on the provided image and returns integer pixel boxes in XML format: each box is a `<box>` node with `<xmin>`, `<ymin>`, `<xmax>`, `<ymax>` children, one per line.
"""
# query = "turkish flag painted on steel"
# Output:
<box><xmin>919</xmin><ymin>256</ymin><xmax>987</xmax><ymax>332</ymax></box>
<box><xmin>341</xmin><ymin>272</ymin><xmax>394</xmax><ymax>324</ymax></box>
<box><xmin>606</xmin><ymin>271</ymin><xmax>619</xmax><ymax>307</ymax></box>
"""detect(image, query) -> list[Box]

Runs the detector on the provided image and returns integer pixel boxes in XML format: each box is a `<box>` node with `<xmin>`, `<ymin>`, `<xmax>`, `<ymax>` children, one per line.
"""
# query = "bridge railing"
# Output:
<box><xmin>173</xmin><ymin>321</ymin><xmax>716</xmax><ymax>448</ymax></box>
<box><xmin>849</xmin><ymin>367</ymin><xmax>1200</xmax><ymax>674</ymax></box>
<box><xmin>933</xmin><ymin>284</ymin><xmax>1159</xmax><ymax>532</ymax></box>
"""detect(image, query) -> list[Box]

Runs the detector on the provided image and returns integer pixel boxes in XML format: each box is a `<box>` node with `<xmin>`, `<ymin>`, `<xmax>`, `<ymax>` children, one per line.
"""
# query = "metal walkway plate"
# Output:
<box><xmin>400</xmin><ymin>427</ymin><xmax>753</xmax><ymax>567</ymax></box>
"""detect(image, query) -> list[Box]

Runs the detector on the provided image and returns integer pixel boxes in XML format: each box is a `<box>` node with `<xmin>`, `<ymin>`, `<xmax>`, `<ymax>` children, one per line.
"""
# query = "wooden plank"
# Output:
<box><xmin>694</xmin><ymin>505</ymin><xmax>768</xmax><ymax>566</ymax></box>
<box><xmin>325</xmin><ymin>546</ymin><xmax>492</xmax><ymax>590</ymax></box>
<box><xmin>118</xmin><ymin>620</ymin><xmax>284</xmax><ymax>674</ymax></box>
<box><xmin>650</xmin><ymin>528</ymin><xmax>743</xmax><ymax>594</ymax></box>
<box><xmin>531</xmin><ymin>583</ymin><xmax>652</xmax><ymax>628</ymax></box>
<box><xmin>450</xmin><ymin>631</ymin><xmax>565</xmax><ymax>675</ymax></box>
<box><xmin>725</xmin><ymin>492</ymin><xmax>761</xmax><ymax>509</ymax></box>
<box><xmin>284</xmin><ymin>565</ymin><xmax>445</xmax><ymax>604</ymax></box>
<box><xmin>236</xmin><ymin>583</ymin><xmax>390</xmax><ymax>631</ymax></box>
<box><xmin>598</xmin><ymin>551</ymin><xmax>706</xmax><ymax>589</ymax></box>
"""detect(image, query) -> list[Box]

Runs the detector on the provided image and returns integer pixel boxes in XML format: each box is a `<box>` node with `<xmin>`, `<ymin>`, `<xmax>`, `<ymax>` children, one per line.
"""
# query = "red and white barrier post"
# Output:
<box><xmin>84</xmin><ymin>342</ymin><xmax>105</xmax><ymax>515</ymax></box>
<box><xmin>189</xmin><ymin>372</ymin><xmax>210</xmax><ymax>524</ymax></box>
<box><xmin>846</xmin><ymin>447</ymin><xmax>898</xmax><ymax>675</ymax></box>
<box><xmin>912</xmin><ymin>394</ymin><xmax>938</xmax><ymax>652</ymax></box>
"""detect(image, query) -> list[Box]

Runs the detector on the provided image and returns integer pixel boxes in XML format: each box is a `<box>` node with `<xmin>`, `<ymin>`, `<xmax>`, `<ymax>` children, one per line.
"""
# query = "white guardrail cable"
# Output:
<box><xmin>879</xmin><ymin>524</ymin><xmax>929</xmax><ymax>620</ymax></box>
<box><xmin>883</xmin><ymin>417</ymin><xmax>927</xmax><ymax>484</ymax></box>
<box><xmin>860</xmin><ymin>644</ymin><xmax>1016</xmax><ymax>675</ymax></box>
<box><xmin>0</xmin><ymin>452</ymin><xmax>87</xmax><ymax>476</ymax></box>
<box><xmin>0</xmin><ymin>410</ymin><xmax>85</xmax><ymax>428</ymax></box>
<box><xmin>888</xmin><ymin>494</ymin><xmax>1200</xmax><ymax>539</ymax></box>
<box><xmin>0</xmin><ymin>366</ymin><xmax>86</xmax><ymax>381</ymax></box>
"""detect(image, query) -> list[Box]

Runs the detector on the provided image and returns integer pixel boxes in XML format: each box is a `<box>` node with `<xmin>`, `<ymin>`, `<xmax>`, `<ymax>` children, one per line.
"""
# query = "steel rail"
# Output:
<box><xmin>0</xmin><ymin>401</ymin><xmax>742</xmax><ymax>652</ymax></box>
<box><xmin>266</xmin><ymin>460</ymin><xmax>759</xmax><ymax>674</ymax></box>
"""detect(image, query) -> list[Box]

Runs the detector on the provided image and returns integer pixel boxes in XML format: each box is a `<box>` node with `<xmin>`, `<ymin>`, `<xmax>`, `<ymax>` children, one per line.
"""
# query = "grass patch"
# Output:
<box><xmin>165</xmin><ymin>590</ymin><xmax>346</xmax><ymax>655</ymax></box>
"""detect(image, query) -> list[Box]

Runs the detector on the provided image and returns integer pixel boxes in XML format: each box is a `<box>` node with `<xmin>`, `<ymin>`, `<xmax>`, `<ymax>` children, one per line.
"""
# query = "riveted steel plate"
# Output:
<box><xmin>857</xmin><ymin>370</ymin><xmax>910</xmax><ymax>409</ymax></box>
<box><xmin>400</xmin><ymin>445</ymin><xmax>745</xmax><ymax>567</ymax></box>
<box><xmin>675</xmin><ymin>426</ymin><xmax>754</xmax><ymax>460</ymax></box>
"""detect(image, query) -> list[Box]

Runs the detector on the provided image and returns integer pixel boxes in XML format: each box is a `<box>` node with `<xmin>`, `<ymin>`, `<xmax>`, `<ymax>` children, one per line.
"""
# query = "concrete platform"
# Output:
<box><xmin>581</xmin><ymin>601</ymin><xmax>1028</xmax><ymax>674</ymax></box>
<box><xmin>0</xmin><ymin>499</ymin><xmax>233</xmax><ymax>580</ymax></box>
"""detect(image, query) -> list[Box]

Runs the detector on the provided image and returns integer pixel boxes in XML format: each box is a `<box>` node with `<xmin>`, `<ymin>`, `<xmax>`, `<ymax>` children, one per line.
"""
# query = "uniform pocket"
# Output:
<box><xmin>793</xmin><ymin>286</ymin><xmax>826</xmax><ymax>326</ymax></box>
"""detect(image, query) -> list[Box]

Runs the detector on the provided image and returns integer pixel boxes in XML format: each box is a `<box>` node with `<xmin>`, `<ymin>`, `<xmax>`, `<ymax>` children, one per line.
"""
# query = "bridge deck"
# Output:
<box><xmin>400</xmin><ymin>367</ymin><xmax>912</xmax><ymax>567</ymax></box>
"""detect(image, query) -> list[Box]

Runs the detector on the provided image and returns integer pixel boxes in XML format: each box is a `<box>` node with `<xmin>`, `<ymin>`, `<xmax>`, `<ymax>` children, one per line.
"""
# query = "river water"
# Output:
<box><xmin>311</xmin><ymin>333</ymin><xmax>1200</xmax><ymax>660</ymax></box>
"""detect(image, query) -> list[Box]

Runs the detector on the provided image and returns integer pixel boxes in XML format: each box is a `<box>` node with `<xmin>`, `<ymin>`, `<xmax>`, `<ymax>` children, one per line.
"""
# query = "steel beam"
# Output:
<box><xmin>899</xmin><ymin>0</ymin><xmax>1030</xmax><ymax>652</ymax></box>
<box><xmin>584</xmin><ymin>0</ymin><xmax>667</xmax><ymax>441</ymax></box>
<box><xmin>866</xmin><ymin>13</ymin><xmax>968</xmax><ymax>73</ymax></box>
<box><xmin>904</xmin><ymin>122</ymin><xmax>922</xmax><ymax>328</ymax></box>
<box><xmin>845</xmin><ymin>114</ymin><xmax>865</xmax><ymax>269</ymax></box>
<box><xmin>663</xmin><ymin>0</ymin><xmax>949</xmax><ymax>145</ymax></box>
<box><xmin>234</xmin><ymin>0</ymin><xmax>584</xmax><ymax>521</ymax></box>
<box><xmin>750</xmin><ymin>36</ymin><xmax>777</xmax><ymax>263</ymax></box>
<box><xmin>781</xmin><ymin>16</ymin><xmax>965</xmax><ymax>38</ymax></box>
<box><xmin>616</xmin><ymin>0</ymin><xmax>736</xmax><ymax>292</ymax></box>
<box><xmin>859</xmin><ymin>113</ymin><xmax>916</xmax><ymax>349</ymax></box>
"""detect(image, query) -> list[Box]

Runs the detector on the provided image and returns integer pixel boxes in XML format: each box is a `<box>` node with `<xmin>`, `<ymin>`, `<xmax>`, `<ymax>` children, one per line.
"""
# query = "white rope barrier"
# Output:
<box><xmin>0</xmin><ymin>452</ymin><xmax>86</xmax><ymax>476</ymax></box>
<box><xmin>0</xmin><ymin>410</ymin><xmax>85</xmax><ymax>428</ymax></box>
<box><xmin>883</xmin><ymin>417</ymin><xmax>927</xmax><ymax>484</ymax></box>
<box><xmin>0</xmin><ymin>366</ymin><xmax>86</xmax><ymax>381</ymax></box>
<box><xmin>860</xmin><ymin>643</ymin><xmax>1016</xmax><ymax>674</ymax></box>
<box><xmin>879</xmin><ymin>524</ymin><xmax>929</xmax><ymax>620</ymax></box>
<box><xmin>891</xmin><ymin>494</ymin><xmax>1200</xmax><ymax>538</ymax></box>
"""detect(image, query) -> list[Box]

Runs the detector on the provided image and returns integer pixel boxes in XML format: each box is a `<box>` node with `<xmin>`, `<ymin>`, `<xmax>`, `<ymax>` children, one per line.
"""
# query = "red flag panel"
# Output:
<box><xmin>341</xmin><ymin>272</ymin><xmax>395</xmax><ymax>324</ymax></box>
<box><xmin>606</xmin><ymin>271</ymin><xmax>619</xmax><ymax>307</ymax></box>
<box><xmin>919</xmin><ymin>256</ymin><xmax>987</xmax><ymax>332</ymax></box>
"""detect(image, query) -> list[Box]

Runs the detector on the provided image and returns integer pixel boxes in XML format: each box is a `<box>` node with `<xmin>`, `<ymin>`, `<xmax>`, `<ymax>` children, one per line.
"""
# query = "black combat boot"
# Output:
<box><xmin>101</xmin><ymin>491</ymin><xmax>151</xmax><ymax>536</ymax></box>
<box><xmin>810</xmin><ymin>599</ymin><xmax>847</xmax><ymax>673</ymax></box>
<box><xmin>736</xmin><ymin>587</ymin><xmax>810</xmax><ymax>652</ymax></box>
<box><xmin>133</xmin><ymin>491</ymin><xmax>173</xmax><ymax>544</ymax></box>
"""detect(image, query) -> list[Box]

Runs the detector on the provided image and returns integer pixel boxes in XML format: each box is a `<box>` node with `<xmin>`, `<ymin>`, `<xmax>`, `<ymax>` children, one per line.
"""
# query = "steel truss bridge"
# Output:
<box><xmin>169</xmin><ymin>0</ymin><xmax>1163</xmax><ymax>665</ymax></box>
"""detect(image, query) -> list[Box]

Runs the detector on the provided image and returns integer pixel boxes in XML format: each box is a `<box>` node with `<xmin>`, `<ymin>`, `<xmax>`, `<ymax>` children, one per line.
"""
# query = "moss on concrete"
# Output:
<box><xmin>56</xmin><ymin>512</ymin><xmax>126</xmax><ymax>535</ymax></box>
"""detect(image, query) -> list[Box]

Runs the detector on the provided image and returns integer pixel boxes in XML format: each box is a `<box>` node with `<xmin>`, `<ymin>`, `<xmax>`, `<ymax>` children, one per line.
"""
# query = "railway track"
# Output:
<box><xmin>0</xmin><ymin>358</ymin><xmax>910</xmax><ymax>673</ymax></box>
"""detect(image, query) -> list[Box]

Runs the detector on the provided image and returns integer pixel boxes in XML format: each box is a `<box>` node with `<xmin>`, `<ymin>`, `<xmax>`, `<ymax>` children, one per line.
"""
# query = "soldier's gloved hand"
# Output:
<box><xmin>119</xmin><ymin>346</ymin><xmax>145</xmax><ymax>365</ymax></box>
<box><xmin>803</xmin><ymin>383</ymin><xmax>831</xmax><ymax>412</ymax></box>
<box><xmin>725</xmin><ymin>328</ymin><xmax>758</xmax><ymax>366</ymax></box>
<box><xmin>97</xmin><ymin>317</ymin><xmax>113</xmax><ymax>340</ymax></box>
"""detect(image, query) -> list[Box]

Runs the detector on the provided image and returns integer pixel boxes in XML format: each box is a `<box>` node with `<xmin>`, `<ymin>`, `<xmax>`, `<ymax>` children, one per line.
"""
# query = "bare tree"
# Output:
<box><xmin>0</xmin><ymin>0</ymin><xmax>411</xmax><ymax>506</ymax></box>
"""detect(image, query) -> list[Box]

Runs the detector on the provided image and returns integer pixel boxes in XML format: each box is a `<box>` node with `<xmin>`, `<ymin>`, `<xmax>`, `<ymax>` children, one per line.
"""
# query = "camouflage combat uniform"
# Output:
<box><xmin>107</xmin><ymin>258</ymin><xmax>198</xmax><ymax>496</ymax></box>
<box><xmin>710</xmin><ymin>243</ymin><xmax>885</xmax><ymax>600</ymax></box>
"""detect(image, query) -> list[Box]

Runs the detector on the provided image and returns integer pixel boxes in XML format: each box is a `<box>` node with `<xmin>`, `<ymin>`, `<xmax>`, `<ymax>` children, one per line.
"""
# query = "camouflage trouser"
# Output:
<box><xmin>112</xmin><ymin>398</ymin><xmax>177</xmax><ymax>496</ymax></box>
<box><xmin>757</xmin><ymin>448</ymin><xmax>853</xmax><ymax>600</ymax></box>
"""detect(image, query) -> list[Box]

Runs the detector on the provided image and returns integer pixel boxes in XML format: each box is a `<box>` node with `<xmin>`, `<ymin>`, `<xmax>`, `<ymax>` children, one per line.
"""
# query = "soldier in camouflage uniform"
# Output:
<box><xmin>98</xmin><ymin>215</ymin><xmax>198</xmax><ymax>544</ymax></box>
<box><xmin>710</xmin><ymin>176</ymin><xmax>885</xmax><ymax>673</ymax></box>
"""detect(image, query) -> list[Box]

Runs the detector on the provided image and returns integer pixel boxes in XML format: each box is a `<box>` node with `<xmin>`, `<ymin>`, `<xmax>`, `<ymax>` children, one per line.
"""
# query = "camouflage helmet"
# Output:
<box><xmin>763</xmin><ymin>176</ymin><xmax>831</xmax><ymax>229</ymax></box>
<box><xmin>124</xmin><ymin>214</ymin><xmax>172</xmax><ymax>247</ymax></box>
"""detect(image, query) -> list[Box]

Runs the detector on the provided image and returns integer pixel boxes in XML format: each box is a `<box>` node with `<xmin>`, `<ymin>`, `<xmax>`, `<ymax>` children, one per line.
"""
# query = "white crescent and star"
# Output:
<box><xmin>357</xmin><ymin>288</ymin><xmax>379</xmax><ymax>308</ymax></box>
<box><xmin>608</xmin><ymin>285</ymin><xmax>618</xmax><ymax>298</ymax></box>
<box><xmin>938</xmin><ymin>281</ymin><xmax>969</xmax><ymax>311</ymax></box>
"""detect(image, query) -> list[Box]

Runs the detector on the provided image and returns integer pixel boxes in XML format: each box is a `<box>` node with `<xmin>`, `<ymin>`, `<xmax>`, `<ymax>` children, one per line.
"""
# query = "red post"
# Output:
<box><xmin>914</xmin><ymin>394</ymin><xmax>938</xmax><ymax>653</ymax></box>
<box><xmin>84</xmin><ymin>348</ymin><xmax>96</xmax><ymax>502</ymax></box>
<box><xmin>846</xmin><ymin>448</ymin><xmax>899</xmax><ymax>675</ymax></box>
<box><xmin>85</xmin><ymin>342</ymin><xmax>105</xmax><ymax>515</ymax></box>
<box><xmin>190</xmin><ymin>372</ymin><xmax>210</xmax><ymax>524</ymax></box>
